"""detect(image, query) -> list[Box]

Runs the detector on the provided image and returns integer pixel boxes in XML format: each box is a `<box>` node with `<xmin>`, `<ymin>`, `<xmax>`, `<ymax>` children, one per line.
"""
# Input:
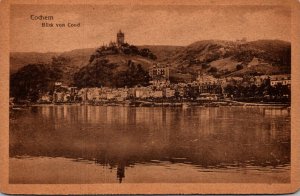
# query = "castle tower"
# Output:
<box><xmin>117</xmin><ymin>30</ymin><xmax>125</xmax><ymax>47</ymax></box>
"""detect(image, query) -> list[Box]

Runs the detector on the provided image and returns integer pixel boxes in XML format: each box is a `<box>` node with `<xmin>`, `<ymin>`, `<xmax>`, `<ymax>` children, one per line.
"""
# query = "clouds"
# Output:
<box><xmin>10</xmin><ymin>4</ymin><xmax>291</xmax><ymax>52</ymax></box>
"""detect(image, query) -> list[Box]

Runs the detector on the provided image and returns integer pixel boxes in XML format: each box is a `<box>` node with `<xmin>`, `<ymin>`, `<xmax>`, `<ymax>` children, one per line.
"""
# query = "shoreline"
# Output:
<box><xmin>10</xmin><ymin>100</ymin><xmax>291</xmax><ymax>108</ymax></box>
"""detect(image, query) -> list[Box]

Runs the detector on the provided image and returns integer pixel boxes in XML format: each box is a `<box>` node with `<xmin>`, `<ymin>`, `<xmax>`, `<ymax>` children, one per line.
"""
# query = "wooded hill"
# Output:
<box><xmin>10</xmin><ymin>39</ymin><xmax>291</xmax><ymax>88</ymax></box>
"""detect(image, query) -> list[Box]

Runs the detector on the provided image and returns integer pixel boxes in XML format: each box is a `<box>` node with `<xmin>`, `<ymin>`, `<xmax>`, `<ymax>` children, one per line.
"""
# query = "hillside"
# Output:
<box><xmin>165</xmin><ymin>39</ymin><xmax>291</xmax><ymax>77</ymax></box>
<box><xmin>138</xmin><ymin>45</ymin><xmax>185</xmax><ymax>62</ymax></box>
<box><xmin>73</xmin><ymin>43</ymin><xmax>159</xmax><ymax>87</ymax></box>
<box><xmin>10</xmin><ymin>39</ymin><xmax>291</xmax><ymax>85</ymax></box>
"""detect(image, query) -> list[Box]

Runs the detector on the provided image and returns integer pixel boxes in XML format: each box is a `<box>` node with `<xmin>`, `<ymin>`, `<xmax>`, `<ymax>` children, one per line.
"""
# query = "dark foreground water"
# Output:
<box><xmin>9</xmin><ymin>105</ymin><xmax>290</xmax><ymax>183</ymax></box>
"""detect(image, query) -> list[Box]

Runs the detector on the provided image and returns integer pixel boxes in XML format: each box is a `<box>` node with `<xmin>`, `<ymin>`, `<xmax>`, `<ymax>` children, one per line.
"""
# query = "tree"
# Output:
<box><xmin>74</xmin><ymin>60</ymin><xmax>150</xmax><ymax>88</ymax></box>
<box><xmin>208</xmin><ymin>67</ymin><xmax>218</xmax><ymax>73</ymax></box>
<box><xmin>73</xmin><ymin>60</ymin><xmax>115</xmax><ymax>88</ymax></box>
<box><xmin>10</xmin><ymin>63</ymin><xmax>62</xmax><ymax>102</ymax></box>
<box><xmin>236</xmin><ymin>64</ymin><xmax>243</xmax><ymax>70</ymax></box>
<box><xmin>140</xmin><ymin>48</ymin><xmax>151</xmax><ymax>57</ymax></box>
<box><xmin>51</xmin><ymin>56</ymin><xmax>70</xmax><ymax>66</ymax></box>
<box><xmin>129</xmin><ymin>45</ymin><xmax>139</xmax><ymax>55</ymax></box>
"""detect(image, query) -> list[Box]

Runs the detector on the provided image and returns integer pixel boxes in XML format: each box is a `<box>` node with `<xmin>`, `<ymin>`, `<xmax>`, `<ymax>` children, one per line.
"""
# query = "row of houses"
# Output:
<box><xmin>199</xmin><ymin>74</ymin><xmax>291</xmax><ymax>88</ymax></box>
<box><xmin>37</xmin><ymin>71</ymin><xmax>291</xmax><ymax>103</ymax></box>
<box><xmin>79</xmin><ymin>86</ymin><xmax>178</xmax><ymax>102</ymax></box>
<box><xmin>39</xmin><ymin>84</ymin><xmax>218</xmax><ymax>103</ymax></box>
<box><xmin>269</xmin><ymin>75</ymin><xmax>291</xmax><ymax>86</ymax></box>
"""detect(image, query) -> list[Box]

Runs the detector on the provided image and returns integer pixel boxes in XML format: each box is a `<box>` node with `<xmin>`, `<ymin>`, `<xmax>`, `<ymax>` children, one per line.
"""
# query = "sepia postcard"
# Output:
<box><xmin>0</xmin><ymin>0</ymin><xmax>299</xmax><ymax>194</ymax></box>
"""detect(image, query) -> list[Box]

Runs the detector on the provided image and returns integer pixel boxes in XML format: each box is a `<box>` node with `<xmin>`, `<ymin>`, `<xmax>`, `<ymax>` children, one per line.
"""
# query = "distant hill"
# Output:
<box><xmin>10</xmin><ymin>39</ymin><xmax>291</xmax><ymax>85</ymax></box>
<box><xmin>10</xmin><ymin>49</ymin><xmax>95</xmax><ymax>85</ymax></box>
<box><xmin>10</xmin><ymin>52</ymin><xmax>58</xmax><ymax>73</ymax></box>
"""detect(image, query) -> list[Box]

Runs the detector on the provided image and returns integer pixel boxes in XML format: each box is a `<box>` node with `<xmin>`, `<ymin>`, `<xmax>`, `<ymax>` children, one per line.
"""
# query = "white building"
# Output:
<box><xmin>135</xmin><ymin>87</ymin><xmax>151</xmax><ymax>99</ymax></box>
<box><xmin>151</xmin><ymin>90</ymin><xmax>163</xmax><ymax>98</ymax></box>
<box><xmin>165</xmin><ymin>88</ymin><xmax>175</xmax><ymax>98</ymax></box>
<box><xmin>270</xmin><ymin>75</ymin><xmax>291</xmax><ymax>87</ymax></box>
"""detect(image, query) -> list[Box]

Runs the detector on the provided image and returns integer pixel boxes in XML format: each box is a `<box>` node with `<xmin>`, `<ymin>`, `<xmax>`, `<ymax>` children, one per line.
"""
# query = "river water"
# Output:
<box><xmin>9</xmin><ymin>105</ymin><xmax>290</xmax><ymax>183</ymax></box>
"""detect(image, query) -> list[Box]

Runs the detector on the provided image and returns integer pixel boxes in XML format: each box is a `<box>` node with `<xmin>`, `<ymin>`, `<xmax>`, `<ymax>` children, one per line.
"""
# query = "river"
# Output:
<box><xmin>9</xmin><ymin>105</ymin><xmax>290</xmax><ymax>183</ymax></box>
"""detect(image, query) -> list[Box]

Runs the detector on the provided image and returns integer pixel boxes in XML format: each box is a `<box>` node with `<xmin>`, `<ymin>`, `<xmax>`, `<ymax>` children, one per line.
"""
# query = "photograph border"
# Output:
<box><xmin>0</xmin><ymin>0</ymin><xmax>299</xmax><ymax>194</ymax></box>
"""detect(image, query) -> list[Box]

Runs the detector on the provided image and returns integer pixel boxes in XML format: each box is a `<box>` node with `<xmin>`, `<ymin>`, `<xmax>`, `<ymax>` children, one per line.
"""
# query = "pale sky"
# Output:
<box><xmin>10</xmin><ymin>4</ymin><xmax>291</xmax><ymax>52</ymax></box>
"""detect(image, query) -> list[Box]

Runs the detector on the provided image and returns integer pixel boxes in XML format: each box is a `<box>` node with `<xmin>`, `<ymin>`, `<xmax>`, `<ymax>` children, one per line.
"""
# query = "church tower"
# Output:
<box><xmin>117</xmin><ymin>30</ymin><xmax>125</xmax><ymax>47</ymax></box>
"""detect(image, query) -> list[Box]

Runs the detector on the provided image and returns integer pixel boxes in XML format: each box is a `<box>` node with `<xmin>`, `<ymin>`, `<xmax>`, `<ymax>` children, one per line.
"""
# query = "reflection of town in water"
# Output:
<box><xmin>10</xmin><ymin>106</ymin><xmax>290</xmax><ymax>183</ymax></box>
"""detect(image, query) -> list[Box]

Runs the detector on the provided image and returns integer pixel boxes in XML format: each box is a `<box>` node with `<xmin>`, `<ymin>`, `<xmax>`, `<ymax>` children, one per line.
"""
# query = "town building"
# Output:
<box><xmin>149</xmin><ymin>63</ymin><xmax>170</xmax><ymax>87</ymax></box>
<box><xmin>53</xmin><ymin>91</ymin><xmax>70</xmax><ymax>103</ymax></box>
<box><xmin>253</xmin><ymin>75</ymin><xmax>269</xmax><ymax>87</ymax></box>
<box><xmin>225</xmin><ymin>76</ymin><xmax>244</xmax><ymax>86</ymax></box>
<box><xmin>151</xmin><ymin>90</ymin><xmax>164</xmax><ymax>98</ymax></box>
<box><xmin>135</xmin><ymin>87</ymin><xmax>151</xmax><ymax>99</ymax></box>
<box><xmin>165</xmin><ymin>88</ymin><xmax>175</xmax><ymax>98</ymax></box>
<box><xmin>270</xmin><ymin>74</ymin><xmax>291</xmax><ymax>87</ymax></box>
<box><xmin>174</xmin><ymin>83</ymin><xmax>187</xmax><ymax>97</ymax></box>
<box><xmin>53</xmin><ymin>82</ymin><xmax>72</xmax><ymax>103</ymax></box>
<box><xmin>38</xmin><ymin>93</ymin><xmax>52</xmax><ymax>103</ymax></box>
<box><xmin>196</xmin><ymin>73</ymin><xmax>222</xmax><ymax>95</ymax></box>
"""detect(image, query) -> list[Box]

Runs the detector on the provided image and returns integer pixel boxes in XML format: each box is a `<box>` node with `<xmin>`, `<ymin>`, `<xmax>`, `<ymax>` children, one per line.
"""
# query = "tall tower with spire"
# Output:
<box><xmin>117</xmin><ymin>30</ymin><xmax>125</xmax><ymax>47</ymax></box>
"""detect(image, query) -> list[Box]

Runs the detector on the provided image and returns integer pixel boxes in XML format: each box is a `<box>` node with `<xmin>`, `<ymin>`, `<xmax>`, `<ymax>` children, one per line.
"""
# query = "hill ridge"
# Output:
<box><xmin>10</xmin><ymin>39</ymin><xmax>291</xmax><ymax>84</ymax></box>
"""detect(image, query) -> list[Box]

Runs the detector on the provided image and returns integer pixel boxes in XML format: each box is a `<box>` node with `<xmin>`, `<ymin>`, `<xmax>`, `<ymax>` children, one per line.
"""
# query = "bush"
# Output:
<box><xmin>236</xmin><ymin>64</ymin><xmax>243</xmax><ymax>70</ymax></box>
<box><xmin>208</xmin><ymin>67</ymin><xmax>218</xmax><ymax>73</ymax></box>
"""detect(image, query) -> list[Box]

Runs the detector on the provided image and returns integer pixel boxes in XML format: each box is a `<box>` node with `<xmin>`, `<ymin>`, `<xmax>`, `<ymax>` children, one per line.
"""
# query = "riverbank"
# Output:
<box><xmin>10</xmin><ymin>99</ymin><xmax>291</xmax><ymax>109</ymax></box>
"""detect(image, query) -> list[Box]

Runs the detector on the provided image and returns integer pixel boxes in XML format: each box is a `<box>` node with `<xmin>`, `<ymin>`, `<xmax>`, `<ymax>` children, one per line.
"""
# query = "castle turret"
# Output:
<box><xmin>117</xmin><ymin>30</ymin><xmax>125</xmax><ymax>47</ymax></box>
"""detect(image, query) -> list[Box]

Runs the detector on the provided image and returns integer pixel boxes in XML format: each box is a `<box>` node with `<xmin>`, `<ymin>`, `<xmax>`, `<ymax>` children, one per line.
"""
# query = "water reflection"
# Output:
<box><xmin>10</xmin><ymin>105</ymin><xmax>290</xmax><ymax>183</ymax></box>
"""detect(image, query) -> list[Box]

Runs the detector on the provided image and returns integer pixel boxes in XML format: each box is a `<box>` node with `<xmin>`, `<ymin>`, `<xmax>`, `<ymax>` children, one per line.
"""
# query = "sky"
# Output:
<box><xmin>10</xmin><ymin>4</ymin><xmax>291</xmax><ymax>52</ymax></box>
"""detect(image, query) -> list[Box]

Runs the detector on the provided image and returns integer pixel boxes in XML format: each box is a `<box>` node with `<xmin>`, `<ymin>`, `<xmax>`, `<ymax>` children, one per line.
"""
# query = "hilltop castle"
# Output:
<box><xmin>106</xmin><ymin>30</ymin><xmax>125</xmax><ymax>48</ymax></box>
<box><xmin>94</xmin><ymin>30</ymin><xmax>156</xmax><ymax>61</ymax></box>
